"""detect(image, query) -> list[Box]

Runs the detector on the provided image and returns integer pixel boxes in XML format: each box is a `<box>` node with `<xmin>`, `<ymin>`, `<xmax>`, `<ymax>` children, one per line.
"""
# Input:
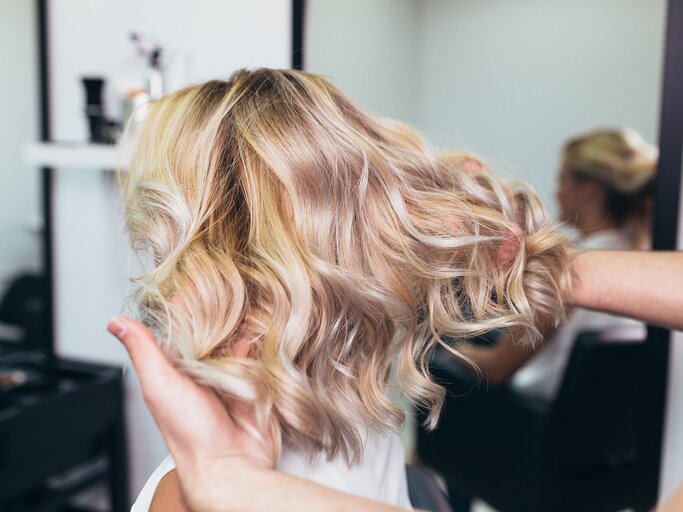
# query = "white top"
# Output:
<box><xmin>511</xmin><ymin>229</ymin><xmax>646</xmax><ymax>399</ymax></box>
<box><xmin>131</xmin><ymin>428</ymin><xmax>413</xmax><ymax>511</ymax></box>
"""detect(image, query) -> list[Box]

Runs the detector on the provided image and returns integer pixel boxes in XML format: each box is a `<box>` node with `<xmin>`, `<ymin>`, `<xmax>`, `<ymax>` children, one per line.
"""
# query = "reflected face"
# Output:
<box><xmin>555</xmin><ymin>165</ymin><xmax>582</xmax><ymax>225</ymax></box>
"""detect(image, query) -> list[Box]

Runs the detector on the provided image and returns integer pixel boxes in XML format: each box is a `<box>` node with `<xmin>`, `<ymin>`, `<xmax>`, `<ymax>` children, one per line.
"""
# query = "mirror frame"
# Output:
<box><xmin>640</xmin><ymin>0</ymin><xmax>682</xmax><ymax>501</ymax></box>
<box><xmin>35</xmin><ymin>0</ymin><xmax>54</xmax><ymax>356</ymax></box>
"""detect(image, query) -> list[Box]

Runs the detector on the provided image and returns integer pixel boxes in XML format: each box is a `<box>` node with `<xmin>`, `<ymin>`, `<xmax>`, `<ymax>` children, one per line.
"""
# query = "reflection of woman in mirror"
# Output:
<box><xmin>118</xmin><ymin>68</ymin><xmax>575</xmax><ymax>511</ymax></box>
<box><xmin>456</xmin><ymin>128</ymin><xmax>658</xmax><ymax>399</ymax></box>
<box><xmin>558</xmin><ymin>129</ymin><xmax>657</xmax><ymax>250</ymax></box>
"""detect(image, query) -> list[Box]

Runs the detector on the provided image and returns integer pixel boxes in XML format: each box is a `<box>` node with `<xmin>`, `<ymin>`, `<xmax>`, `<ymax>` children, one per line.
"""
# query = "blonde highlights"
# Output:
<box><xmin>123</xmin><ymin>68</ymin><xmax>572</xmax><ymax>464</ymax></box>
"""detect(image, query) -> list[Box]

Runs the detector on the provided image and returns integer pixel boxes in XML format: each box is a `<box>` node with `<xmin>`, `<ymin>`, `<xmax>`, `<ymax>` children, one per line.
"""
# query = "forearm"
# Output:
<box><xmin>179</xmin><ymin>460</ymin><xmax>418</xmax><ymax>512</ymax></box>
<box><xmin>571</xmin><ymin>250</ymin><xmax>683</xmax><ymax>330</ymax></box>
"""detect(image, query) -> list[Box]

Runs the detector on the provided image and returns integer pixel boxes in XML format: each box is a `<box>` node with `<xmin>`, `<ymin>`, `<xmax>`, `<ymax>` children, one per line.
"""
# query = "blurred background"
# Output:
<box><xmin>1</xmin><ymin>0</ymin><xmax>681</xmax><ymax>511</ymax></box>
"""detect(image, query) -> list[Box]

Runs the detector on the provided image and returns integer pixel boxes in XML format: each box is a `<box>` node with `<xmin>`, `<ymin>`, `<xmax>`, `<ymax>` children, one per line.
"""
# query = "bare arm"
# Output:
<box><xmin>152</xmin><ymin>466</ymin><xmax>418</xmax><ymax>512</ymax></box>
<box><xmin>455</xmin><ymin>249</ymin><xmax>683</xmax><ymax>382</ymax></box>
<box><xmin>572</xmin><ymin>250</ymin><xmax>683</xmax><ymax>330</ymax></box>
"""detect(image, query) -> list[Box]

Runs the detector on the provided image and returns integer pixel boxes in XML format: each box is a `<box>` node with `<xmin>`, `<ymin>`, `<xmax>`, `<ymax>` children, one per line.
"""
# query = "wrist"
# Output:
<box><xmin>569</xmin><ymin>249</ymin><xmax>593</xmax><ymax>309</ymax></box>
<box><xmin>178</xmin><ymin>456</ymin><xmax>264</xmax><ymax>512</ymax></box>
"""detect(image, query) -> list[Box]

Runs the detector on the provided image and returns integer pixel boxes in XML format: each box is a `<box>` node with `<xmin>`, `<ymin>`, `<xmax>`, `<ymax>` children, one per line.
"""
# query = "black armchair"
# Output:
<box><xmin>406</xmin><ymin>464</ymin><xmax>453</xmax><ymax>512</ymax></box>
<box><xmin>416</xmin><ymin>332</ymin><xmax>652</xmax><ymax>512</ymax></box>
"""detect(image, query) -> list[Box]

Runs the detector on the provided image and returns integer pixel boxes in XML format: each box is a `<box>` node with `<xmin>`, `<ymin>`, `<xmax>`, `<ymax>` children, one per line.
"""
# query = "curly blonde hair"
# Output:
<box><xmin>122</xmin><ymin>68</ymin><xmax>572</xmax><ymax>464</ymax></box>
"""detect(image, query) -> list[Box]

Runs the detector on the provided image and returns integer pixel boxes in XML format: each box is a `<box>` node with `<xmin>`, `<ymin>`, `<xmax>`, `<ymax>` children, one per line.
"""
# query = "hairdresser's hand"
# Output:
<box><xmin>109</xmin><ymin>316</ymin><xmax>431</xmax><ymax>512</ymax></box>
<box><xmin>107</xmin><ymin>316</ymin><xmax>274</xmax><ymax>512</ymax></box>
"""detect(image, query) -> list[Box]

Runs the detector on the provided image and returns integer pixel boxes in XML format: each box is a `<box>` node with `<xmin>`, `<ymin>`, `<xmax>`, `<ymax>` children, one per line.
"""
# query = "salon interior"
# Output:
<box><xmin>1</xmin><ymin>0</ymin><xmax>682</xmax><ymax>511</ymax></box>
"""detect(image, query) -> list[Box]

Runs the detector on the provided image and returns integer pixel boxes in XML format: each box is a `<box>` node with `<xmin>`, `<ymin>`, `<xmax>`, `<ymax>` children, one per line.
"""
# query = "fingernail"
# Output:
<box><xmin>107</xmin><ymin>317</ymin><xmax>127</xmax><ymax>338</ymax></box>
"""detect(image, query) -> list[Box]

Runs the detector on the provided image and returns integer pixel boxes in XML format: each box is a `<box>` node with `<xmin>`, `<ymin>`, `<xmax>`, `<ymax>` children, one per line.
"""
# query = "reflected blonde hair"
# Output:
<box><xmin>122</xmin><ymin>68</ymin><xmax>571</xmax><ymax>464</ymax></box>
<box><xmin>563</xmin><ymin>128</ymin><xmax>658</xmax><ymax>193</ymax></box>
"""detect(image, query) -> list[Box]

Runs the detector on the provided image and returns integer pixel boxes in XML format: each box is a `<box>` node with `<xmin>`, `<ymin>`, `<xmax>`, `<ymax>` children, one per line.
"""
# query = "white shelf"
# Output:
<box><xmin>23</xmin><ymin>142</ymin><xmax>124</xmax><ymax>170</ymax></box>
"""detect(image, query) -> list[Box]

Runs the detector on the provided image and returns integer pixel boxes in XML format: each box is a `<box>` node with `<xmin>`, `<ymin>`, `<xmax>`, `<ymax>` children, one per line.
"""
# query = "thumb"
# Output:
<box><xmin>107</xmin><ymin>316</ymin><xmax>178</xmax><ymax>402</ymax></box>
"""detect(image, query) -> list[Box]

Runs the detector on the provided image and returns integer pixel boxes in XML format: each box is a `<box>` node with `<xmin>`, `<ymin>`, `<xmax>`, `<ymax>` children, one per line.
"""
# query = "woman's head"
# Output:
<box><xmin>123</xmin><ymin>68</ymin><xmax>571</xmax><ymax>464</ymax></box>
<box><xmin>556</xmin><ymin>128</ymin><xmax>658</xmax><ymax>239</ymax></box>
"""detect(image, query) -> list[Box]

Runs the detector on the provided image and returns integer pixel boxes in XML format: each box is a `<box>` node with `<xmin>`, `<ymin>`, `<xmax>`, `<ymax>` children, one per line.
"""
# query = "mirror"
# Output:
<box><xmin>0</xmin><ymin>0</ymin><xmax>48</xmax><ymax>350</ymax></box>
<box><xmin>305</xmin><ymin>1</ymin><xmax>668</xmax><ymax>510</ymax></box>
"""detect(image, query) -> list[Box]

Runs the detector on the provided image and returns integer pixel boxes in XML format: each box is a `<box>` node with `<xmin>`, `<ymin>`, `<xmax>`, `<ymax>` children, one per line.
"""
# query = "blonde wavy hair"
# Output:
<box><xmin>122</xmin><ymin>68</ymin><xmax>572</xmax><ymax>464</ymax></box>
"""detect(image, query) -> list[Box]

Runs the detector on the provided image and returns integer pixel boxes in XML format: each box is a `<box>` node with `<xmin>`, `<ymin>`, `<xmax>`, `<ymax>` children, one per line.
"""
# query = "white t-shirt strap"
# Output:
<box><xmin>131</xmin><ymin>456</ymin><xmax>177</xmax><ymax>512</ymax></box>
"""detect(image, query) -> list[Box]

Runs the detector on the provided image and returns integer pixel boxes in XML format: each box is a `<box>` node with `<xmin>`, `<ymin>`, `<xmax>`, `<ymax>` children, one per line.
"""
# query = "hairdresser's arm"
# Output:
<box><xmin>151</xmin><ymin>463</ymin><xmax>415</xmax><ymax>512</ymax></box>
<box><xmin>572</xmin><ymin>250</ymin><xmax>683</xmax><ymax>330</ymax></box>
<box><xmin>456</xmin><ymin>249</ymin><xmax>683</xmax><ymax>381</ymax></box>
<box><xmin>108</xmin><ymin>317</ymin><xmax>423</xmax><ymax>512</ymax></box>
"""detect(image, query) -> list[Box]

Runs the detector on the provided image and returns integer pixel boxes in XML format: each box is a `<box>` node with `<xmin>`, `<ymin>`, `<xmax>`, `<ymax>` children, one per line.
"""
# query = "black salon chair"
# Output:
<box><xmin>406</xmin><ymin>464</ymin><xmax>453</xmax><ymax>512</ymax></box>
<box><xmin>417</xmin><ymin>332</ymin><xmax>651</xmax><ymax>512</ymax></box>
<box><xmin>0</xmin><ymin>273</ymin><xmax>51</xmax><ymax>350</ymax></box>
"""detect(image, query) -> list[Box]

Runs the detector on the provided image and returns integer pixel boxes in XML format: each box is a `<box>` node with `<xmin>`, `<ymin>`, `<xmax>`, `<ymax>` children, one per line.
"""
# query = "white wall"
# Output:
<box><xmin>306</xmin><ymin>0</ymin><xmax>418</xmax><ymax>124</ymax></box>
<box><xmin>415</xmin><ymin>0</ymin><xmax>666</xmax><ymax>209</ymax></box>
<box><xmin>47</xmin><ymin>0</ymin><xmax>291</xmax><ymax>499</ymax></box>
<box><xmin>0</xmin><ymin>0</ymin><xmax>41</xmax><ymax>296</ymax></box>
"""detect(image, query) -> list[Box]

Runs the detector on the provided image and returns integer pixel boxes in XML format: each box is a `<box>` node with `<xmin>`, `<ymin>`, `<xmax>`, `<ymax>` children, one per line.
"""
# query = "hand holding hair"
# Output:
<box><xmin>108</xmin><ymin>316</ymin><xmax>423</xmax><ymax>512</ymax></box>
<box><xmin>107</xmin><ymin>316</ymin><xmax>275</xmax><ymax>512</ymax></box>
